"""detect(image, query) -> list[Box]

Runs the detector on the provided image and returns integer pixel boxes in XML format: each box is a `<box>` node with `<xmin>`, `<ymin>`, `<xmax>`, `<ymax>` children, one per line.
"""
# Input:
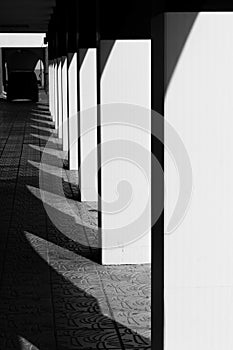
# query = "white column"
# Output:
<box><xmin>51</xmin><ymin>61</ymin><xmax>55</xmax><ymax>119</ymax></box>
<box><xmin>62</xmin><ymin>56</ymin><xmax>68</xmax><ymax>151</ymax></box>
<box><xmin>48</xmin><ymin>60</ymin><xmax>53</xmax><ymax>117</ymax></box>
<box><xmin>48</xmin><ymin>62</ymin><xmax>51</xmax><ymax>113</ymax></box>
<box><xmin>54</xmin><ymin>59</ymin><xmax>58</xmax><ymax>131</ymax></box>
<box><xmin>79</xmin><ymin>48</ymin><xmax>97</xmax><ymax>202</ymax></box>
<box><xmin>67</xmin><ymin>52</ymin><xmax>78</xmax><ymax>170</ymax></box>
<box><xmin>57</xmin><ymin>57</ymin><xmax>63</xmax><ymax>139</ymax></box>
<box><xmin>100</xmin><ymin>40</ymin><xmax>151</xmax><ymax>265</ymax></box>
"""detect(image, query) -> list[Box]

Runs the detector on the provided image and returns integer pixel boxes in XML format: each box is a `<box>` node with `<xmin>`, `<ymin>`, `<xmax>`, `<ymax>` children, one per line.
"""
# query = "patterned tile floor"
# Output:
<box><xmin>0</xmin><ymin>92</ymin><xmax>151</xmax><ymax>349</ymax></box>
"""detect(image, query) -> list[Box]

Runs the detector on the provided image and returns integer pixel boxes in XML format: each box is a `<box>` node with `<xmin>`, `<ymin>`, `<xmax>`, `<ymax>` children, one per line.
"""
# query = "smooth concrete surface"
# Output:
<box><xmin>100</xmin><ymin>40</ymin><xmax>151</xmax><ymax>265</ymax></box>
<box><xmin>61</xmin><ymin>56</ymin><xmax>68</xmax><ymax>152</ymax></box>
<box><xmin>79</xmin><ymin>48</ymin><xmax>98</xmax><ymax>202</ymax></box>
<box><xmin>48</xmin><ymin>61</ymin><xmax>54</xmax><ymax>117</ymax></box>
<box><xmin>68</xmin><ymin>52</ymin><xmax>79</xmax><ymax>170</ymax></box>
<box><xmin>51</xmin><ymin>61</ymin><xmax>55</xmax><ymax>120</ymax></box>
<box><xmin>57</xmin><ymin>57</ymin><xmax>63</xmax><ymax>139</ymax></box>
<box><xmin>54</xmin><ymin>60</ymin><xmax>58</xmax><ymax>130</ymax></box>
<box><xmin>165</xmin><ymin>12</ymin><xmax>233</xmax><ymax>350</ymax></box>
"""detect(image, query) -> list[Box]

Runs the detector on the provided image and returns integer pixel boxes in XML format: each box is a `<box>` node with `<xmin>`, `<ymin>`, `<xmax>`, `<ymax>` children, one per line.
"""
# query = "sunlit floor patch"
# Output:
<box><xmin>19</xmin><ymin>336</ymin><xmax>39</xmax><ymax>350</ymax></box>
<box><xmin>0</xmin><ymin>95</ymin><xmax>151</xmax><ymax>349</ymax></box>
<box><xmin>28</xmin><ymin>144</ymin><xmax>66</xmax><ymax>160</ymax></box>
<box><xmin>25</xmin><ymin>231</ymin><xmax>151</xmax><ymax>339</ymax></box>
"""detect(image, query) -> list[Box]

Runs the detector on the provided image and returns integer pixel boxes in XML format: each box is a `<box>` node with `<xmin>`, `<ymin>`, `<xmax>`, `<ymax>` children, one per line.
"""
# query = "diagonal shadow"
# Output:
<box><xmin>99</xmin><ymin>40</ymin><xmax>115</xmax><ymax>77</ymax></box>
<box><xmin>165</xmin><ymin>12</ymin><xmax>199</xmax><ymax>93</ymax></box>
<box><xmin>0</xmin><ymin>99</ymin><xmax>151</xmax><ymax>349</ymax></box>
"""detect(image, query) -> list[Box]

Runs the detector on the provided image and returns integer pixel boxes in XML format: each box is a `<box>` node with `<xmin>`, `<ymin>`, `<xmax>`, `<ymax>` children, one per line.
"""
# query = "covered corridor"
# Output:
<box><xmin>0</xmin><ymin>1</ymin><xmax>164</xmax><ymax>349</ymax></box>
<box><xmin>2</xmin><ymin>3</ymin><xmax>233</xmax><ymax>350</ymax></box>
<box><xmin>0</xmin><ymin>93</ymin><xmax>150</xmax><ymax>349</ymax></box>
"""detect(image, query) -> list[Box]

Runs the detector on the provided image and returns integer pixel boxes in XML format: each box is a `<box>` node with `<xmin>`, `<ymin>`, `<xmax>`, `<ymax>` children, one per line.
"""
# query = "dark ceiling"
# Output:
<box><xmin>0</xmin><ymin>0</ymin><xmax>55</xmax><ymax>33</ymax></box>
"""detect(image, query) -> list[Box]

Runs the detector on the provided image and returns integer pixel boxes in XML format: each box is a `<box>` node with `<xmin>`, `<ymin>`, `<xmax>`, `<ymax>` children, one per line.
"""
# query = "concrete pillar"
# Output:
<box><xmin>57</xmin><ymin>57</ymin><xmax>63</xmax><ymax>139</ymax></box>
<box><xmin>51</xmin><ymin>60</ymin><xmax>55</xmax><ymax>119</ymax></box>
<box><xmin>48</xmin><ymin>60</ymin><xmax>53</xmax><ymax>116</ymax></box>
<box><xmin>79</xmin><ymin>48</ymin><xmax>98</xmax><ymax>202</ymax></box>
<box><xmin>99</xmin><ymin>40</ymin><xmax>151</xmax><ymax>265</ymax></box>
<box><xmin>151</xmin><ymin>14</ymin><xmax>164</xmax><ymax>350</ymax></box>
<box><xmin>54</xmin><ymin>59</ymin><xmax>59</xmax><ymax>131</ymax></box>
<box><xmin>48</xmin><ymin>62</ymin><xmax>51</xmax><ymax>111</ymax></box>
<box><xmin>67</xmin><ymin>52</ymin><xmax>78</xmax><ymax>170</ymax></box>
<box><xmin>62</xmin><ymin>56</ymin><xmax>68</xmax><ymax>151</ymax></box>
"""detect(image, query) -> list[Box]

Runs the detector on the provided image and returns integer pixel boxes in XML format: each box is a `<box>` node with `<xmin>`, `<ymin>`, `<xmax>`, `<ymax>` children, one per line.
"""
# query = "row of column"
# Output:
<box><xmin>48</xmin><ymin>41</ymin><xmax>151</xmax><ymax>265</ymax></box>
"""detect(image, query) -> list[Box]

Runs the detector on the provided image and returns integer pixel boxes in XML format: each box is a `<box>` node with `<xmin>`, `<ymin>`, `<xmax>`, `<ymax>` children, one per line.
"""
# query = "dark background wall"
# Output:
<box><xmin>4</xmin><ymin>47</ymin><xmax>45</xmax><ymax>72</ymax></box>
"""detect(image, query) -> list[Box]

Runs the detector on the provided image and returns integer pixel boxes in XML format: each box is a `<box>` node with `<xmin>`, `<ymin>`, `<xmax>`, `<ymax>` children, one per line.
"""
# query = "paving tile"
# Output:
<box><xmin>102</xmin><ymin>281</ymin><xmax>151</xmax><ymax>298</ymax></box>
<box><xmin>0</xmin><ymin>284</ymin><xmax>51</xmax><ymax>300</ymax></box>
<box><xmin>0</xmin><ymin>313</ymin><xmax>54</xmax><ymax>333</ymax></box>
<box><xmin>54</xmin><ymin>311</ymin><xmax>116</xmax><ymax>330</ymax></box>
<box><xmin>118</xmin><ymin>327</ymin><xmax>151</xmax><ymax>349</ymax></box>
<box><xmin>53</xmin><ymin>294</ymin><xmax>108</xmax><ymax>310</ymax></box>
<box><xmin>56</xmin><ymin>329</ymin><xmax>122</xmax><ymax>349</ymax></box>
<box><xmin>0</xmin><ymin>297</ymin><xmax>52</xmax><ymax>314</ymax></box>
<box><xmin>50</xmin><ymin>270</ymin><xmax>100</xmax><ymax>283</ymax></box>
<box><xmin>0</xmin><ymin>97</ymin><xmax>151</xmax><ymax>349</ymax></box>
<box><xmin>97</xmin><ymin>268</ymin><xmax>151</xmax><ymax>284</ymax></box>
<box><xmin>48</xmin><ymin>258</ymin><xmax>95</xmax><ymax>272</ymax></box>
<box><xmin>104</xmin><ymin>294</ymin><xmax>151</xmax><ymax>312</ymax></box>
<box><xmin>51</xmin><ymin>283</ymin><xmax>105</xmax><ymax>300</ymax></box>
<box><xmin>111</xmin><ymin>310</ymin><xmax>151</xmax><ymax>329</ymax></box>
<box><xmin>49</xmin><ymin>257</ymin><xmax>97</xmax><ymax>273</ymax></box>
<box><xmin>0</xmin><ymin>330</ymin><xmax>56</xmax><ymax>349</ymax></box>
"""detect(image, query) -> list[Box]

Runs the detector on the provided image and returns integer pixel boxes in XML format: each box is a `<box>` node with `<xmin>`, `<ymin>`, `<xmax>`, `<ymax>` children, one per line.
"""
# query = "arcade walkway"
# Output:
<box><xmin>0</xmin><ymin>93</ymin><xmax>151</xmax><ymax>349</ymax></box>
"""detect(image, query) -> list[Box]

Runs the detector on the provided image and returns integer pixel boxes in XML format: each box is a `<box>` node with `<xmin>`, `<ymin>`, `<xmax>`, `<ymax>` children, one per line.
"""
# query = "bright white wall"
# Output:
<box><xmin>100</xmin><ymin>40</ymin><xmax>151</xmax><ymax>264</ymax></box>
<box><xmin>79</xmin><ymin>49</ymin><xmax>98</xmax><ymax>201</ymax></box>
<box><xmin>165</xmin><ymin>12</ymin><xmax>233</xmax><ymax>350</ymax></box>
<box><xmin>0</xmin><ymin>48</ymin><xmax>3</xmax><ymax>94</ymax></box>
<box><xmin>0</xmin><ymin>33</ymin><xmax>46</xmax><ymax>47</ymax></box>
